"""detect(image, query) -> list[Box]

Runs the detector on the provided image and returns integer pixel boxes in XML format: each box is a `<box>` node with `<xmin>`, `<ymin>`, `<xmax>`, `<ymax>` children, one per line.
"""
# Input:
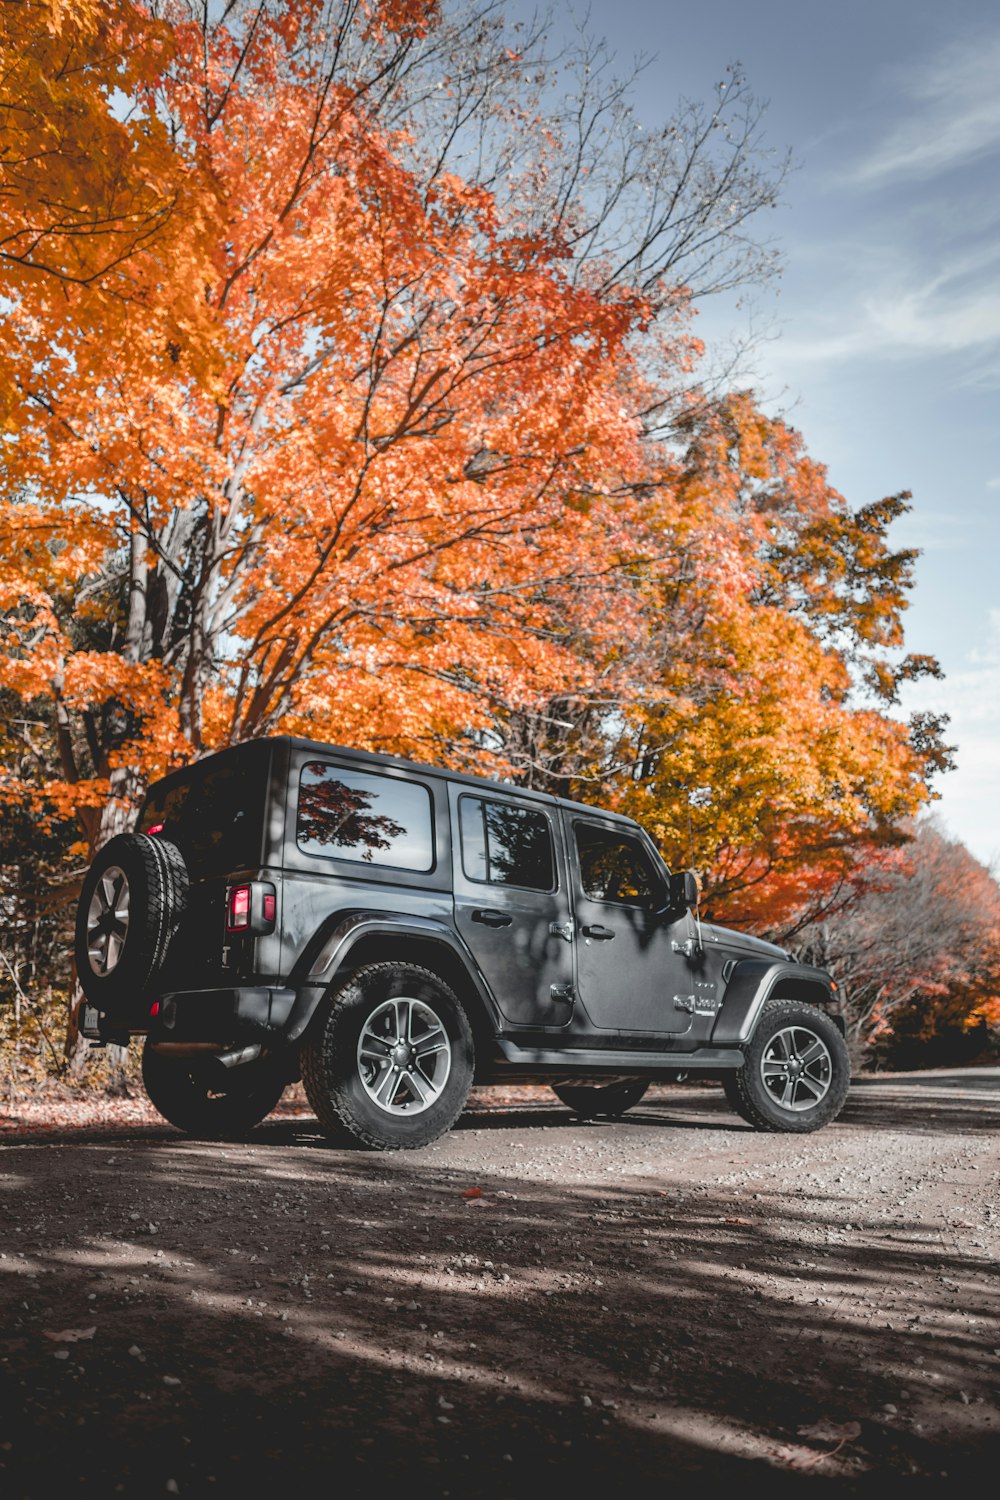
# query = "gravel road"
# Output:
<box><xmin>2</xmin><ymin>1070</ymin><xmax>998</xmax><ymax>1496</ymax></box>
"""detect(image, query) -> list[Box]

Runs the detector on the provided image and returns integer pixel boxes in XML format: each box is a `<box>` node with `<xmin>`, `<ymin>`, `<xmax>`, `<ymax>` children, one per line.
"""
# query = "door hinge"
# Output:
<box><xmin>548</xmin><ymin>919</ymin><xmax>574</xmax><ymax>942</ymax></box>
<box><xmin>673</xmin><ymin>994</ymin><xmax>696</xmax><ymax>1013</ymax></box>
<box><xmin>550</xmin><ymin>983</ymin><xmax>574</xmax><ymax>1004</ymax></box>
<box><xmin>672</xmin><ymin>938</ymin><xmax>703</xmax><ymax>959</ymax></box>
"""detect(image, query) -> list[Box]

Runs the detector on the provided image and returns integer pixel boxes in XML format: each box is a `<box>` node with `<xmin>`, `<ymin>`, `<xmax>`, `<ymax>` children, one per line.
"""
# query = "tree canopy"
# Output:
<box><xmin>1</xmin><ymin>0</ymin><xmax>990</xmax><ymax>1065</ymax></box>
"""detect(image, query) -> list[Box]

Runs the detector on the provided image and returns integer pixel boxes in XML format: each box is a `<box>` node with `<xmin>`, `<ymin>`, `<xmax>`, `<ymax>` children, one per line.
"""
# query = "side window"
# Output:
<box><xmin>459</xmin><ymin>796</ymin><xmax>555</xmax><ymax>892</ymax></box>
<box><xmin>297</xmin><ymin>763</ymin><xmax>434</xmax><ymax>871</ymax></box>
<box><xmin>574</xmin><ymin>823</ymin><xmax>662</xmax><ymax>909</ymax></box>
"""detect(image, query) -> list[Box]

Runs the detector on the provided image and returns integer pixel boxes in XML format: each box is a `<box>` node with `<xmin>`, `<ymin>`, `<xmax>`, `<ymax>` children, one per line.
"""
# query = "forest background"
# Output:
<box><xmin>1</xmin><ymin>0</ymin><xmax>997</xmax><ymax>1096</ymax></box>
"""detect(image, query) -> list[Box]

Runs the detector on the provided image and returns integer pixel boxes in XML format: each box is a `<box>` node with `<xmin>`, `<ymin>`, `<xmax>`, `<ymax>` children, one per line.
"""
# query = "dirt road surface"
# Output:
<box><xmin>2</xmin><ymin>1071</ymin><xmax>998</xmax><ymax>1497</ymax></box>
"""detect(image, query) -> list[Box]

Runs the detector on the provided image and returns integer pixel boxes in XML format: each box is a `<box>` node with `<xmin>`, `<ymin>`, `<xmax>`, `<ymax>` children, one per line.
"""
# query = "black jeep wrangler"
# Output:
<box><xmin>75</xmin><ymin>736</ymin><xmax>850</xmax><ymax>1148</ymax></box>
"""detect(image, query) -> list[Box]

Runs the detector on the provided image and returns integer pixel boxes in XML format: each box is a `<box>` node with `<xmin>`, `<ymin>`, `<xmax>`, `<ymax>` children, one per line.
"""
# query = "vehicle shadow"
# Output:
<box><xmin>1</xmin><ymin>1128</ymin><xmax>997</xmax><ymax>1497</ymax></box>
<box><xmin>4</xmin><ymin>1067</ymin><xmax>998</xmax><ymax>1148</ymax></box>
<box><xmin>850</xmin><ymin>1069</ymin><xmax>1000</xmax><ymax>1092</ymax></box>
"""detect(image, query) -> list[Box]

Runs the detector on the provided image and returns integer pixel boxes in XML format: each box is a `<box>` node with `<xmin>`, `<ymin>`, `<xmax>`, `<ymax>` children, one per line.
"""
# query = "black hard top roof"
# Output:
<box><xmin>147</xmin><ymin>734</ymin><xmax>641</xmax><ymax>829</ymax></box>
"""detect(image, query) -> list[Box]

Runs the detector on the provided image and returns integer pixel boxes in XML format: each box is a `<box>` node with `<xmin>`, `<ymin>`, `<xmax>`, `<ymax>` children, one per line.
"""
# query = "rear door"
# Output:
<box><xmin>449</xmin><ymin>786</ymin><xmax>574</xmax><ymax>1027</ymax></box>
<box><xmin>141</xmin><ymin>742</ymin><xmax>272</xmax><ymax>992</ymax></box>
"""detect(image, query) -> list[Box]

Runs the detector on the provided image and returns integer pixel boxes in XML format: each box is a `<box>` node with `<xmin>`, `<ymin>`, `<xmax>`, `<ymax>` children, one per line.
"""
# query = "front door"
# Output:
<box><xmin>450</xmin><ymin>786</ymin><xmax>574</xmax><ymax>1027</ymax></box>
<box><xmin>567</xmin><ymin>817</ymin><xmax>697</xmax><ymax>1036</ymax></box>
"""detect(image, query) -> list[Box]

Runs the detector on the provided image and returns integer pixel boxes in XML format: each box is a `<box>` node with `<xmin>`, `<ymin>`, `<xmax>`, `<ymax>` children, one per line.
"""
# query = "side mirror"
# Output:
<box><xmin>669</xmin><ymin>870</ymin><xmax>700</xmax><ymax>911</ymax></box>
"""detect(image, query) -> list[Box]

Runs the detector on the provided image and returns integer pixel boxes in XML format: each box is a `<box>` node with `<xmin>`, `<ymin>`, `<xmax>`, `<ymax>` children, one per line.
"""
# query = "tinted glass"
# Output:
<box><xmin>459</xmin><ymin>797</ymin><xmax>488</xmax><ymax>881</ymax></box>
<box><xmin>140</xmin><ymin>745</ymin><xmax>267</xmax><ymax>877</ymax></box>
<box><xmin>575</xmin><ymin>823</ymin><xmax>661</xmax><ymax>908</ymax></box>
<box><xmin>297</xmin><ymin>763</ymin><xmax>434</xmax><ymax>870</ymax></box>
<box><xmin>460</xmin><ymin>796</ymin><xmax>555</xmax><ymax>892</ymax></box>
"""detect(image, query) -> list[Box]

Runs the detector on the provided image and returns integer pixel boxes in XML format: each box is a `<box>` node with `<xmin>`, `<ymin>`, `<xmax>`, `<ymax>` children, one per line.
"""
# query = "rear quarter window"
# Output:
<box><xmin>296</xmin><ymin>763</ymin><xmax>434</xmax><ymax>871</ymax></box>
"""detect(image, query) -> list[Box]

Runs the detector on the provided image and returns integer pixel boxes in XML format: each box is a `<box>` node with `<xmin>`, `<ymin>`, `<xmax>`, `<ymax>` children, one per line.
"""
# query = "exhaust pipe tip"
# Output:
<box><xmin>215</xmin><ymin>1044</ymin><xmax>263</xmax><ymax>1071</ymax></box>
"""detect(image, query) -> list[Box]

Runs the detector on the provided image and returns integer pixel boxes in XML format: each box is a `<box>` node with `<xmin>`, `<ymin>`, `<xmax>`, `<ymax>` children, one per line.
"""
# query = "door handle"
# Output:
<box><xmin>471</xmin><ymin>909</ymin><xmax>513</xmax><ymax>928</ymax></box>
<box><xmin>581</xmin><ymin>924</ymin><xmax>615</xmax><ymax>940</ymax></box>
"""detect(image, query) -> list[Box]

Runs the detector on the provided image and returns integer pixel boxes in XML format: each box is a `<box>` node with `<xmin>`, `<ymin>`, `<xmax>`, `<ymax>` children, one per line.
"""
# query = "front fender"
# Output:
<box><xmin>282</xmin><ymin>909</ymin><xmax>499</xmax><ymax>1043</ymax></box>
<box><xmin>711</xmin><ymin>960</ymin><xmax>839</xmax><ymax>1046</ymax></box>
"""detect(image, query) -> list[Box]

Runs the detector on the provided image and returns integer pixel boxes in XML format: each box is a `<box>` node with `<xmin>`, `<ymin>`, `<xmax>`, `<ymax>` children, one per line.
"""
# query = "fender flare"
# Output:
<box><xmin>710</xmin><ymin>959</ymin><xmax>841</xmax><ymax>1046</ymax></box>
<box><xmin>282</xmin><ymin>910</ymin><xmax>501</xmax><ymax>1044</ymax></box>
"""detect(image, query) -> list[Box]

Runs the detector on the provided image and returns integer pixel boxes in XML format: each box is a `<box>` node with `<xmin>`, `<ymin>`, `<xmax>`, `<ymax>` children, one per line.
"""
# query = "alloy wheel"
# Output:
<box><xmin>85</xmin><ymin>866</ymin><xmax>131</xmax><ymax>975</ymax></box>
<box><xmin>760</xmin><ymin>1024</ymin><xmax>832</xmax><ymax>1111</ymax></box>
<box><xmin>356</xmin><ymin>996</ymin><xmax>452</xmax><ymax>1115</ymax></box>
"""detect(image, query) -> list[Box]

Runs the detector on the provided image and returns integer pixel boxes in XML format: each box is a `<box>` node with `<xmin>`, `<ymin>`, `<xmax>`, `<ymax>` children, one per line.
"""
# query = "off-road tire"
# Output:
<box><xmin>724</xmin><ymin>999</ymin><xmax>850</xmax><ymax>1133</ymax></box>
<box><xmin>301</xmin><ymin>963</ymin><xmax>474</xmax><ymax>1150</ymax></box>
<box><xmin>75</xmin><ymin>833</ymin><xmax>188</xmax><ymax>1015</ymax></box>
<box><xmin>142</xmin><ymin>1043</ymin><xmax>287</xmax><ymax>1139</ymax></box>
<box><xmin>551</xmin><ymin>1078</ymin><xmax>649</xmax><ymax>1119</ymax></box>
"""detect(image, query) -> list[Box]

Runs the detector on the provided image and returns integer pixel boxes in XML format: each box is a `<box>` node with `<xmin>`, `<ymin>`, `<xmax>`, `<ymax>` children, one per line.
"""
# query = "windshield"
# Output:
<box><xmin>139</xmin><ymin>743</ymin><xmax>269</xmax><ymax>878</ymax></box>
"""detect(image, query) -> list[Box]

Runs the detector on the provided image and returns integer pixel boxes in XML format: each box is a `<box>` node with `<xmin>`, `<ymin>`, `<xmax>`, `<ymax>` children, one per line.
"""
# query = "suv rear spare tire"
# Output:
<box><xmin>301</xmin><ymin>963</ymin><xmax>474</xmax><ymax>1150</ymax></box>
<box><xmin>75</xmin><ymin>833</ymin><xmax>189</xmax><ymax>1016</ymax></box>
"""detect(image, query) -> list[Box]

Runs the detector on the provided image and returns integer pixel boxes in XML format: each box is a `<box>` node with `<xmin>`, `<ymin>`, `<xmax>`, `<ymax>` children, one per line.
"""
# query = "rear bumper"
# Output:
<box><xmin>154</xmin><ymin>986</ymin><xmax>298</xmax><ymax>1043</ymax></box>
<box><xmin>79</xmin><ymin>987</ymin><xmax>298</xmax><ymax>1045</ymax></box>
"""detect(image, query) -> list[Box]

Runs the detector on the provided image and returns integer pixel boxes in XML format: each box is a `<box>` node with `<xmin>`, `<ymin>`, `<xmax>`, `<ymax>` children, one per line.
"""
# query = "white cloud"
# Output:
<box><xmin>868</xmin><ymin>285</ymin><xmax>1000</xmax><ymax>354</ymax></box>
<box><xmin>902</xmin><ymin>608</ymin><xmax>1000</xmax><ymax>868</ymax></box>
<box><xmin>851</xmin><ymin>33</ymin><xmax>1000</xmax><ymax>186</ymax></box>
<box><xmin>891</xmin><ymin>510</ymin><xmax>976</xmax><ymax>554</ymax></box>
<box><xmin>774</xmin><ymin>246</ymin><xmax>1000</xmax><ymax>369</ymax></box>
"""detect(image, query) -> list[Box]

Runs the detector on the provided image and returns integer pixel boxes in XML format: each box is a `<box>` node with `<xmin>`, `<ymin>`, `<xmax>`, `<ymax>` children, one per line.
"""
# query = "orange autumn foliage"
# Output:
<box><xmin>1</xmin><ymin>0</ymin><xmax>668</xmax><ymax>842</ymax></box>
<box><xmin>0</xmin><ymin>2</ymin><xmax>221</xmax><ymax>400</ymax></box>
<box><xmin>0</xmin><ymin>0</ymin><xmax>956</xmax><ymax>1024</ymax></box>
<box><xmin>488</xmin><ymin>394</ymin><xmax>950</xmax><ymax>934</ymax></box>
<box><xmin>795</xmin><ymin>821</ymin><xmax>1000</xmax><ymax>1057</ymax></box>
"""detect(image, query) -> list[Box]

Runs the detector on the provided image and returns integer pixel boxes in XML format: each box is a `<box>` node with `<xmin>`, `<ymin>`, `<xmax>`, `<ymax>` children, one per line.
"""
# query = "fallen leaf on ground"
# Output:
<box><xmin>797</xmin><ymin>1420</ymin><xmax>861</xmax><ymax>1443</ymax></box>
<box><xmin>43</xmin><ymin>1327</ymin><xmax>96</xmax><ymax>1343</ymax></box>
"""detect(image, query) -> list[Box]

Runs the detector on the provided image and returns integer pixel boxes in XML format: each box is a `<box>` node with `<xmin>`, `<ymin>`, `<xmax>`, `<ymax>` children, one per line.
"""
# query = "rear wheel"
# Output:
<box><xmin>551</xmin><ymin>1078</ymin><xmax>649</xmax><ymax>1119</ymax></box>
<box><xmin>301</xmin><ymin>963</ymin><xmax>474</xmax><ymax>1150</ymax></box>
<box><xmin>723</xmin><ymin>999</ymin><xmax>850</xmax><ymax>1133</ymax></box>
<box><xmin>142</xmin><ymin>1044</ymin><xmax>287</xmax><ymax>1139</ymax></box>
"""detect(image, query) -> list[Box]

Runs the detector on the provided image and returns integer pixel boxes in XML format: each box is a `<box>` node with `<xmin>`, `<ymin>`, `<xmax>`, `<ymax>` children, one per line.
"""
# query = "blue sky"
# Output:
<box><xmin>507</xmin><ymin>0</ymin><xmax>1000</xmax><ymax>866</ymax></box>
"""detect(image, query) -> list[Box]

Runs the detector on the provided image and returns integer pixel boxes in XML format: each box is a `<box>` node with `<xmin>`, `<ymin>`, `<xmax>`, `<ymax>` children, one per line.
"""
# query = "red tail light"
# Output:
<box><xmin>225</xmin><ymin>881</ymin><xmax>276</xmax><ymax>934</ymax></box>
<box><xmin>147</xmin><ymin>823</ymin><xmax>164</xmax><ymax>835</ymax></box>
<box><xmin>227</xmin><ymin>884</ymin><xmax>251</xmax><ymax>930</ymax></box>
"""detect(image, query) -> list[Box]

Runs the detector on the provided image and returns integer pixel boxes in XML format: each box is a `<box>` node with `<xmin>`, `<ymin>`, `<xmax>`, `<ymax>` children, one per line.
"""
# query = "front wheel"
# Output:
<box><xmin>142</xmin><ymin>1044</ymin><xmax>287</xmax><ymax>1139</ymax></box>
<box><xmin>300</xmin><ymin>963</ymin><xmax>474</xmax><ymax>1150</ymax></box>
<box><xmin>724</xmin><ymin>999</ymin><xmax>850</xmax><ymax>1133</ymax></box>
<box><xmin>551</xmin><ymin>1078</ymin><xmax>649</xmax><ymax>1119</ymax></box>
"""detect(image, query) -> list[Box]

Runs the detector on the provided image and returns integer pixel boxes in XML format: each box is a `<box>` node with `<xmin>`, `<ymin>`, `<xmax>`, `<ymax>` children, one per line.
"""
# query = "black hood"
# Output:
<box><xmin>707</xmin><ymin>924</ymin><xmax>789</xmax><ymax>961</ymax></box>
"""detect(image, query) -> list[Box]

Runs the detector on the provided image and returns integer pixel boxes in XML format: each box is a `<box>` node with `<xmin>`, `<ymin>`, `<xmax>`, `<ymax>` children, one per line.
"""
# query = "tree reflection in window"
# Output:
<box><xmin>460</xmin><ymin>796</ymin><xmax>554</xmax><ymax>891</ymax></box>
<box><xmin>297</xmin><ymin>763</ymin><xmax>433</xmax><ymax>870</ymax></box>
<box><xmin>575</xmin><ymin>824</ymin><xmax>660</xmax><ymax>907</ymax></box>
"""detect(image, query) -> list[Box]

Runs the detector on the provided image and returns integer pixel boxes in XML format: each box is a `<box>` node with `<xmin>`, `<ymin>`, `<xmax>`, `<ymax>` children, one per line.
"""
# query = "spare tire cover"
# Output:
<box><xmin>75</xmin><ymin>833</ymin><xmax>189</xmax><ymax>1014</ymax></box>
